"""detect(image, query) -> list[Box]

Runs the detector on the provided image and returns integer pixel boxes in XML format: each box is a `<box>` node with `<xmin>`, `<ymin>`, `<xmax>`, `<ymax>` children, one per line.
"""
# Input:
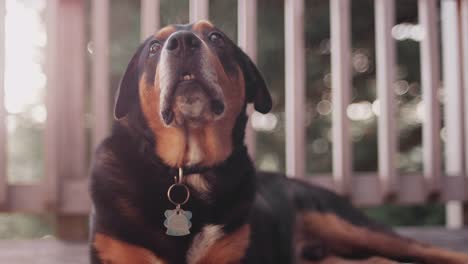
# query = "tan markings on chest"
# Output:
<box><xmin>187</xmin><ymin>225</ymin><xmax>225</xmax><ymax>264</ymax></box>
<box><xmin>190</xmin><ymin>224</ymin><xmax>251</xmax><ymax>264</ymax></box>
<box><xmin>186</xmin><ymin>173</ymin><xmax>211</xmax><ymax>199</ymax></box>
<box><xmin>186</xmin><ymin>134</ymin><xmax>204</xmax><ymax>165</ymax></box>
<box><xmin>93</xmin><ymin>233</ymin><xmax>166</xmax><ymax>264</ymax></box>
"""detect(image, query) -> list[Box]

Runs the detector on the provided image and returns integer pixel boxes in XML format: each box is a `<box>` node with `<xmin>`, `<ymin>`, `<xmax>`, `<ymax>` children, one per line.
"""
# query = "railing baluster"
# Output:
<box><xmin>44</xmin><ymin>0</ymin><xmax>59</xmax><ymax>210</ymax></box>
<box><xmin>189</xmin><ymin>0</ymin><xmax>209</xmax><ymax>23</ymax></box>
<box><xmin>418</xmin><ymin>0</ymin><xmax>441</xmax><ymax>196</ymax></box>
<box><xmin>238</xmin><ymin>0</ymin><xmax>257</xmax><ymax>158</ymax></box>
<box><xmin>0</xmin><ymin>0</ymin><xmax>6</xmax><ymax>207</ymax></box>
<box><xmin>91</xmin><ymin>0</ymin><xmax>110</xmax><ymax>149</ymax></box>
<box><xmin>67</xmin><ymin>0</ymin><xmax>86</xmax><ymax>181</ymax></box>
<box><xmin>462</xmin><ymin>0</ymin><xmax>468</xmax><ymax>180</ymax></box>
<box><xmin>374</xmin><ymin>0</ymin><xmax>398</xmax><ymax>198</ymax></box>
<box><xmin>285</xmin><ymin>0</ymin><xmax>305</xmax><ymax>178</ymax></box>
<box><xmin>330</xmin><ymin>0</ymin><xmax>352</xmax><ymax>194</ymax></box>
<box><xmin>141</xmin><ymin>0</ymin><xmax>160</xmax><ymax>40</ymax></box>
<box><xmin>441</xmin><ymin>0</ymin><xmax>465</xmax><ymax>229</ymax></box>
<box><xmin>56</xmin><ymin>0</ymin><xmax>87</xmax><ymax>212</ymax></box>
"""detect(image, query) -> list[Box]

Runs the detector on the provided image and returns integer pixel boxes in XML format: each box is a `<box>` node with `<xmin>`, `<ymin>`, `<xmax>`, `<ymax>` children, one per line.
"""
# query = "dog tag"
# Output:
<box><xmin>164</xmin><ymin>206</ymin><xmax>192</xmax><ymax>236</ymax></box>
<box><xmin>165</xmin><ymin>168</ymin><xmax>192</xmax><ymax>236</ymax></box>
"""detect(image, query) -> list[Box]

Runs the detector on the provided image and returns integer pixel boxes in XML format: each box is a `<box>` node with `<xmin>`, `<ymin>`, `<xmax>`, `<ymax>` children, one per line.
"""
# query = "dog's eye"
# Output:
<box><xmin>149</xmin><ymin>41</ymin><xmax>162</xmax><ymax>56</ymax></box>
<box><xmin>208</xmin><ymin>32</ymin><xmax>224</xmax><ymax>46</ymax></box>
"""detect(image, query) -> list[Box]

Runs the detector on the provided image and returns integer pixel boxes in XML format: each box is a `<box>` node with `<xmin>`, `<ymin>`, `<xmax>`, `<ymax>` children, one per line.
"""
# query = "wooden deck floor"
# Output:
<box><xmin>0</xmin><ymin>237</ymin><xmax>88</xmax><ymax>264</ymax></box>
<box><xmin>0</xmin><ymin>228</ymin><xmax>466</xmax><ymax>264</ymax></box>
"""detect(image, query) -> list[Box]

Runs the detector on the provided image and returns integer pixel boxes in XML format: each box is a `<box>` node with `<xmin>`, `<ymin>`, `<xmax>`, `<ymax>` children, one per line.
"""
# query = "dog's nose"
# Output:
<box><xmin>165</xmin><ymin>31</ymin><xmax>201</xmax><ymax>54</ymax></box>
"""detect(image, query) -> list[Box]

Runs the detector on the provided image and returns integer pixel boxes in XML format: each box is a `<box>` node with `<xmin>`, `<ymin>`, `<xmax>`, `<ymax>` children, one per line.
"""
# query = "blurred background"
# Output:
<box><xmin>0</xmin><ymin>0</ymin><xmax>461</xmax><ymax>239</ymax></box>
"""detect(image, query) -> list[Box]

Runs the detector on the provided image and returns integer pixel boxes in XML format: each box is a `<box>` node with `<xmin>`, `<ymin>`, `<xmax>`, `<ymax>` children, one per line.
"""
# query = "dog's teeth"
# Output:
<box><xmin>180</xmin><ymin>73</ymin><xmax>196</xmax><ymax>81</ymax></box>
<box><xmin>181</xmin><ymin>74</ymin><xmax>195</xmax><ymax>81</ymax></box>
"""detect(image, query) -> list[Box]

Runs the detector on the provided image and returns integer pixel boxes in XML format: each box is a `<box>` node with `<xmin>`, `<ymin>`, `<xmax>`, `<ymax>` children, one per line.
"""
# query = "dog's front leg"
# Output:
<box><xmin>91</xmin><ymin>233</ymin><xmax>166</xmax><ymax>264</ymax></box>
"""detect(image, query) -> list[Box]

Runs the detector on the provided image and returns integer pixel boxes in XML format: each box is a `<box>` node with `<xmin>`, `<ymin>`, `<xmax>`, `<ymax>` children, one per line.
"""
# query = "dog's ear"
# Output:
<box><xmin>236</xmin><ymin>48</ymin><xmax>272</xmax><ymax>114</ymax></box>
<box><xmin>114</xmin><ymin>41</ymin><xmax>147</xmax><ymax>120</ymax></box>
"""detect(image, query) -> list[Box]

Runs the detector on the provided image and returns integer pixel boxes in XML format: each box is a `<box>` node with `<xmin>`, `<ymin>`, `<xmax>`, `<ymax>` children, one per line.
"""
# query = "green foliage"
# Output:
<box><xmin>0</xmin><ymin>214</ymin><xmax>54</xmax><ymax>239</ymax></box>
<box><xmin>365</xmin><ymin>204</ymin><xmax>445</xmax><ymax>226</ymax></box>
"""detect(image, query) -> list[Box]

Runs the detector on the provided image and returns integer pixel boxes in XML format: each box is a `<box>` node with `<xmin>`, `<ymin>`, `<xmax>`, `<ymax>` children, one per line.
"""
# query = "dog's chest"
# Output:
<box><xmin>186</xmin><ymin>225</ymin><xmax>224</xmax><ymax>264</ymax></box>
<box><xmin>186</xmin><ymin>134</ymin><xmax>204</xmax><ymax>165</ymax></box>
<box><xmin>185</xmin><ymin>173</ymin><xmax>211</xmax><ymax>200</ymax></box>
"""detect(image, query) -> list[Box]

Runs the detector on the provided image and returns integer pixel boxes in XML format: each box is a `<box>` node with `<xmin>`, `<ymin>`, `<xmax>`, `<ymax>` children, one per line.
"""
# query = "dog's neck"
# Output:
<box><xmin>114</xmin><ymin>108</ymin><xmax>252</xmax><ymax>177</ymax></box>
<box><xmin>108</xmin><ymin>116</ymin><xmax>256</xmax><ymax>263</ymax></box>
<box><xmin>119</xmin><ymin>106</ymin><xmax>250</xmax><ymax>169</ymax></box>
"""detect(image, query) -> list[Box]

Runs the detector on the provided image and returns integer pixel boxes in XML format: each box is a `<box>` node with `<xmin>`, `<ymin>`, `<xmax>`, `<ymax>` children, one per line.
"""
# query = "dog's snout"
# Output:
<box><xmin>165</xmin><ymin>31</ymin><xmax>201</xmax><ymax>54</ymax></box>
<box><xmin>159</xmin><ymin>29</ymin><xmax>225</xmax><ymax>127</ymax></box>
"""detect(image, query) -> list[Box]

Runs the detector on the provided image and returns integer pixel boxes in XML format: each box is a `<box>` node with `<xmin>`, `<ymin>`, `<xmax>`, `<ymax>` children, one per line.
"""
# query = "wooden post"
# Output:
<box><xmin>56</xmin><ymin>214</ymin><xmax>89</xmax><ymax>241</ymax></box>
<box><xmin>189</xmin><ymin>0</ymin><xmax>209</xmax><ymax>23</ymax></box>
<box><xmin>284</xmin><ymin>0</ymin><xmax>305</xmax><ymax>178</ymax></box>
<box><xmin>441</xmin><ymin>0</ymin><xmax>465</xmax><ymax>229</ymax></box>
<box><xmin>141</xmin><ymin>0</ymin><xmax>160</xmax><ymax>40</ymax></box>
<box><xmin>0</xmin><ymin>0</ymin><xmax>7</xmax><ymax>208</ymax></box>
<box><xmin>45</xmin><ymin>0</ymin><xmax>59</xmax><ymax>211</ymax></box>
<box><xmin>238</xmin><ymin>0</ymin><xmax>257</xmax><ymax>158</ymax></box>
<box><xmin>330</xmin><ymin>0</ymin><xmax>352</xmax><ymax>195</ymax></box>
<box><xmin>374</xmin><ymin>0</ymin><xmax>398</xmax><ymax>199</ymax></box>
<box><xmin>461</xmin><ymin>0</ymin><xmax>468</xmax><ymax>225</ymax></box>
<box><xmin>91</xmin><ymin>0</ymin><xmax>110</xmax><ymax>149</ymax></box>
<box><xmin>418</xmin><ymin>0</ymin><xmax>442</xmax><ymax>197</ymax></box>
<box><xmin>54</xmin><ymin>0</ymin><xmax>89</xmax><ymax>240</ymax></box>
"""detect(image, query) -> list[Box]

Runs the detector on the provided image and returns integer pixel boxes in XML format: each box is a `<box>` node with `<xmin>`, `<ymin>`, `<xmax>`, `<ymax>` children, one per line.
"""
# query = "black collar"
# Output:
<box><xmin>165</xmin><ymin>145</ymin><xmax>249</xmax><ymax>177</ymax></box>
<box><xmin>167</xmin><ymin>165</ymin><xmax>211</xmax><ymax>176</ymax></box>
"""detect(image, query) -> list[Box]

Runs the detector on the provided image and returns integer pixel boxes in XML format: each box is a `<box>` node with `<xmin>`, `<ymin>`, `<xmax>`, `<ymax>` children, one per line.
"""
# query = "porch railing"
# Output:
<box><xmin>0</xmin><ymin>0</ymin><xmax>467</xmax><ymax>230</ymax></box>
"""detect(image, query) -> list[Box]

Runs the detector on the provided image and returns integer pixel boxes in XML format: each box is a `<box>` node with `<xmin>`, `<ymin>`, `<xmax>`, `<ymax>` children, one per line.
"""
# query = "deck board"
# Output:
<box><xmin>0</xmin><ymin>238</ymin><xmax>88</xmax><ymax>264</ymax></box>
<box><xmin>397</xmin><ymin>227</ymin><xmax>468</xmax><ymax>252</ymax></box>
<box><xmin>0</xmin><ymin>228</ymin><xmax>466</xmax><ymax>263</ymax></box>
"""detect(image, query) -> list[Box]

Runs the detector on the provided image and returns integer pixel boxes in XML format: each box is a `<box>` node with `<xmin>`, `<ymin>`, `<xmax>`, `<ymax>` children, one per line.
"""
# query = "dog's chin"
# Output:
<box><xmin>171</xmin><ymin>92</ymin><xmax>213</xmax><ymax>128</ymax></box>
<box><xmin>164</xmin><ymin>81</ymin><xmax>225</xmax><ymax>128</ymax></box>
<box><xmin>173</xmin><ymin>108</ymin><xmax>212</xmax><ymax>128</ymax></box>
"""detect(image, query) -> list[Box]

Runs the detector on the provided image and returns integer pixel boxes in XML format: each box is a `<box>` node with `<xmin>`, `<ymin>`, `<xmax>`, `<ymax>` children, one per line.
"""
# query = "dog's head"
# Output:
<box><xmin>114</xmin><ymin>21</ymin><xmax>271</xmax><ymax>167</ymax></box>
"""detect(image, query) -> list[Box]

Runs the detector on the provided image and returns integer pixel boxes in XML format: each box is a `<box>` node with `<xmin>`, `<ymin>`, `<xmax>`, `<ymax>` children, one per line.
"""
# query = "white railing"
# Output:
<box><xmin>0</xmin><ymin>0</ymin><xmax>5</xmax><ymax>209</ymax></box>
<box><xmin>0</xmin><ymin>0</ymin><xmax>467</xmax><ymax>229</ymax></box>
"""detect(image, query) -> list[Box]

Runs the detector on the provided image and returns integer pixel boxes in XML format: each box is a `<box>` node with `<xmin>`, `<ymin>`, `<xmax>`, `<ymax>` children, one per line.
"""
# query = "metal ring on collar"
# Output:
<box><xmin>167</xmin><ymin>183</ymin><xmax>190</xmax><ymax>206</ymax></box>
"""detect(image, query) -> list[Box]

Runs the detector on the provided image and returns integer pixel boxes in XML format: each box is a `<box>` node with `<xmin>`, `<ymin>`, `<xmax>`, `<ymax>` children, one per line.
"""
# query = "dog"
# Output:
<box><xmin>89</xmin><ymin>20</ymin><xmax>468</xmax><ymax>264</ymax></box>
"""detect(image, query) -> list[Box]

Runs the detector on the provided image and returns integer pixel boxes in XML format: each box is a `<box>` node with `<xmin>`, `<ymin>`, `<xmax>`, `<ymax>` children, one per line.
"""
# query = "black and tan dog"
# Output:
<box><xmin>89</xmin><ymin>21</ymin><xmax>468</xmax><ymax>264</ymax></box>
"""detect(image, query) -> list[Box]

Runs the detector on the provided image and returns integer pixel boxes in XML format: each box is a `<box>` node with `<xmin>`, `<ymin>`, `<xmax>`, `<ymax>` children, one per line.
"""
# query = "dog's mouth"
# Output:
<box><xmin>160</xmin><ymin>72</ymin><xmax>225</xmax><ymax>127</ymax></box>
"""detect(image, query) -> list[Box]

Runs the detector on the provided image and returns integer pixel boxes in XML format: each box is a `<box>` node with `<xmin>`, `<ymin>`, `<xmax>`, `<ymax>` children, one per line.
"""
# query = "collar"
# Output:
<box><xmin>167</xmin><ymin>165</ymin><xmax>210</xmax><ymax>177</ymax></box>
<box><xmin>165</xmin><ymin>145</ymin><xmax>249</xmax><ymax>177</ymax></box>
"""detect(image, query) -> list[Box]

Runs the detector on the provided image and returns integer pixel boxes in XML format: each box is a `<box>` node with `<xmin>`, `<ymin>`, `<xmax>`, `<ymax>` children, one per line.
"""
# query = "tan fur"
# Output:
<box><xmin>186</xmin><ymin>173</ymin><xmax>211</xmax><ymax>198</ymax></box>
<box><xmin>154</xmin><ymin>26</ymin><xmax>176</xmax><ymax>40</ymax></box>
<box><xmin>94</xmin><ymin>233</ymin><xmax>166</xmax><ymax>264</ymax></box>
<box><xmin>139</xmin><ymin>71</ymin><xmax>187</xmax><ymax>166</ymax></box>
<box><xmin>300</xmin><ymin>212</ymin><xmax>468</xmax><ymax>264</ymax></box>
<box><xmin>187</xmin><ymin>225</ymin><xmax>224</xmax><ymax>264</ymax></box>
<box><xmin>194</xmin><ymin>224</ymin><xmax>251</xmax><ymax>264</ymax></box>
<box><xmin>192</xmin><ymin>20</ymin><xmax>214</xmax><ymax>33</ymax></box>
<box><xmin>186</xmin><ymin>134</ymin><xmax>204</xmax><ymax>165</ymax></box>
